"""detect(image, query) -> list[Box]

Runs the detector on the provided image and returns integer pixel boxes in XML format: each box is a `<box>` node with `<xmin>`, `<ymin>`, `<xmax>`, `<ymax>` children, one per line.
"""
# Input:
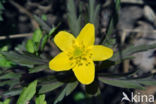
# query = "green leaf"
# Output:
<box><xmin>3</xmin><ymin>88</ymin><xmax>22</xmax><ymax>97</ymax></box>
<box><xmin>67</xmin><ymin>0</ymin><xmax>81</xmax><ymax>36</ymax></box>
<box><xmin>88</xmin><ymin>0</ymin><xmax>100</xmax><ymax>30</ymax></box>
<box><xmin>40</xmin><ymin>35</ymin><xmax>48</xmax><ymax>51</ymax></box>
<box><xmin>100</xmin><ymin>0</ymin><xmax>120</xmax><ymax>44</ymax></box>
<box><xmin>29</xmin><ymin>65</ymin><xmax>48</xmax><ymax>73</ymax></box>
<box><xmin>40</xmin><ymin>24</ymin><xmax>60</xmax><ymax>51</ymax></box>
<box><xmin>64</xmin><ymin>81</ymin><xmax>78</xmax><ymax>96</ymax></box>
<box><xmin>39</xmin><ymin>81</ymin><xmax>64</xmax><ymax>94</ymax></box>
<box><xmin>98</xmin><ymin>77</ymin><xmax>144</xmax><ymax>89</ymax></box>
<box><xmin>136</xmin><ymin>78</ymin><xmax>156</xmax><ymax>86</ymax></box>
<box><xmin>122</xmin><ymin>43</ymin><xmax>156</xmax><ymax>57</ymax></box>
<box><xmin>35</xmin><ymin>94</ymin><xmax>47</xmax><ymax>104</ymax></box>
<box><xmin>0</xmin><ymin>99</ymin><xmax>10</xmax><ymax>104</ymax></box>
<box><xmin>0</xmin><ymin>45</ymin><xmax>13</xmax><ymax>68</ymax></box>
<box><xmin>41</xmin><ymin>14</ymin><xmax>47</xmax><ymax>21</ymax></box>
<box><xmin>33</xmin><ymin>29</ymin><xmax>43</xmax><ymax>43</ymax></box>
<box><xmin>0</xmin><ymin>51</ymin><xmax>47</xmax><ymax>66</ymax></box>
<box><xmin>33</xmin><ymin>15</ymin><xmax>51</xmax><ymax>33</ymax></box>
<box><xmin>0</xmin><ymin>55</ymin><xmax>13</xmax><ymax>68</ymax></box>
<box><xmin>88</xmin><ymin>0</ymin><xmax>95</xmax><ymax>24</ymax></box>
<box><xmin>115</xmin><ymin>0</ymin><xmax>120</xmax><ymax>11</ymax></box>
<box><xmin>0</xmin><ymin>2</ymin><xmax>4</xmax><ymax>9</ymax></box>
<box><xmin>74</xmin><ymin>92</ymin><xmax>85</xmax><ymax>101</ymax></box>
<box><xmin>0</xmin><ymin>45</ymin><xmax>9</xmax><ymax>51</ymax></box>
<box><xmin>48</xmin><ymin>26</ymin><xmax>59</xmax><ymax>37</ymax></box>
<box><xmin>3</xmin><ymin>99</ymin><xmax>10</xmax><ymax>104</ymax></box>
<box><xmin>111</xmin><ymin>43</ymin><xmax>156</xmax><ymax>62</ymax></box>
<box><xmin>0</xmin><ymin>72</ymin><xmax>21</xmax><ymax>80</ymax></box>
<box><xmin>0</xmin><ymin>16</ymin><xmax>3</xmax><ymax>21</ymax></box>
<box><xmin>26</xmin><ymin>39</ymin><xmax>35</xmax><ymax>53</ymax></box>
<box><xmin>0</xmin><ymin>79</ymin><xmax>20</xmax><ymax>90</ymax></box>
<box><xmin>54</xmin><ymin>81</ymin><xmax>78</xmax><ymax>104</ymax></box>
<box><xmin>17</xmin><ymin>80</ymin><xmax>38</xmax><ymax>104</ymax></box>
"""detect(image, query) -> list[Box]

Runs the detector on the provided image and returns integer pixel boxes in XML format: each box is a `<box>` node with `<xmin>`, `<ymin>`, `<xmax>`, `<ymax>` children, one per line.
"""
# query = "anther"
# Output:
<box><xmin>78</xmin><ymin>63</ymin><xmax>83</xmax><ymax>66</ymax></box>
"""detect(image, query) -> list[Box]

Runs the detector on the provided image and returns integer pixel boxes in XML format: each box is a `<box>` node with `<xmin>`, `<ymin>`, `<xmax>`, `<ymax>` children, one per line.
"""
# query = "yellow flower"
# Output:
<box><xmin>49</xmin><ymin>23</ymin><xmax>113</xmax><ymax>85</ymax></box>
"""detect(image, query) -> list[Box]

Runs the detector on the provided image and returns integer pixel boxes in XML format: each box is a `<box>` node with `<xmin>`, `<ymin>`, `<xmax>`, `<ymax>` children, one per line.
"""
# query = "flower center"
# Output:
<box><xmin>67</xmin><ymin>41</ymin><xmax>93</xmax><ymax>67</ymax></box>
<box><xmin>73</xmin><ymin>47</ymin><xmax>82</xmax><ymax>57</ymax></box>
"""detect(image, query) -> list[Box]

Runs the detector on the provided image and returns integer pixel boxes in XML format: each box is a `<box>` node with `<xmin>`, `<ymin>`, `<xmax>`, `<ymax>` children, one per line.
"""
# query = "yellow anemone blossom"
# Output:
<box><xmin>49</xmin><ymin>23</ymin><xmax>113</xmax><ymax>85</ymax></box>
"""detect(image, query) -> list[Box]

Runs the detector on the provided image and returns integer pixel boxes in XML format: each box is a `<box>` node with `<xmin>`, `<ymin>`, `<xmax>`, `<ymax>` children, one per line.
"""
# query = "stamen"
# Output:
<box><xmin>78</xmin><ymin>63</ymin><xmax>83</xmax><ymax>66</ymax></box>
<box><xmin>85</xmin><ymin>62</ymin><xmax>91</xmax><ymax>66</ymax></box>
<box><xmin>82</xmin><ymin>57</ymin><xmax>87</xmax><ymax>60</ymax></box>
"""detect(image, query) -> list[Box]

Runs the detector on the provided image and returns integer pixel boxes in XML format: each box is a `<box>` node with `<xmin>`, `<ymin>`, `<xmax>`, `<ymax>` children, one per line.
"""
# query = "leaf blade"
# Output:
<box><xmin>17</xmin><ymin>80</ymin><xmax>38</xmax><ymax>104</ymax></box>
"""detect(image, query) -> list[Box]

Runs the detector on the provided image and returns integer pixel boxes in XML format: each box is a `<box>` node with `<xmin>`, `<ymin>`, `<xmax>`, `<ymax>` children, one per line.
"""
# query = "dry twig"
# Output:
<box><xmin>9</xmin><ymin>0</ymin><xmax>39</xmax><ymax>29</ymax></box>
<box><xmin>0</xmin><ymin>33</ymin><xmax>32</xmax><ymax>40</ymax></box>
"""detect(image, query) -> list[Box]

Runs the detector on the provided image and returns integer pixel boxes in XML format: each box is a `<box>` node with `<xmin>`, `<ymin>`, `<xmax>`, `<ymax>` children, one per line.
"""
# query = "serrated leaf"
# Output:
<box><xmin>35</xmin><ymin>94</ymin><xmax>47</xmax><ymax>104</ymax></box>
<box><xmin>98</xmin><ymin>77</ymin><xmax>144</xmax><ymax>90</ymax></box>
<box><xmin>29</xmin><ymin>65</ymin><xmax>48</xmax><ymax>73</ymax></box>
<box><xmin>54</xmin><ymin>81</ymin><xmax>78</xmax><ymax>104</ymax></box>
<box><xmin>39</xmin><ymin>81</ymin><xmax>64</xmax><ymax>94</ymax></box>
<box><xmin>17</xmin><ymin>80</ymin><xmax>38</xmax><ymax>104</ymax></box>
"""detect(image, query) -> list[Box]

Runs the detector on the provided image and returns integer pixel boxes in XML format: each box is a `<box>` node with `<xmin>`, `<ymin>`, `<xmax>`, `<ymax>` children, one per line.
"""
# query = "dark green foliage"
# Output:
<box><xmin>100</xmin><ymin>0</ymin><xmax>120</xmax><ymax>45</ymax></box>
<box><xmin>0</xmin><ymin>51</ymin><xmax>47</xmax><ymax>67</ymax></box>
<box><xmin>67</xmin><ymin>0</ymin><xmax>81</xmax><ymax>36</ymax></box>
<box><xmin>88</xmin><ymin>0</ymin><xmax>100</xmax><ymax>32</ymax></box>
<box><xmin>99</xmin><ymin>76</ymin><xmax>156</xmax><ymax>89</ymax></box>
<box><xmin>0</xmin><ymin>0</ymin><xmax>6</xmax><ymax>21</ymax></box>
<box><xmin>54</xmin><ymin>82</ymin><xmax>78</xmax><ymax>104</ymax></box>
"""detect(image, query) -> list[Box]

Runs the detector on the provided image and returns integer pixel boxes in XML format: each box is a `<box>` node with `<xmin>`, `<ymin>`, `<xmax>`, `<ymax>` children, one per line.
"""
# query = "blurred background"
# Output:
<box><xmin>0</xmin><ymin>0</ymin><xmax>156</xmax><ymax>104</ymax></box>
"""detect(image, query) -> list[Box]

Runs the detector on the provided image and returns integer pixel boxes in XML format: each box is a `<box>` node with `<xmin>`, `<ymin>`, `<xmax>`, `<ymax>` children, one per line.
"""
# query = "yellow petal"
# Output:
<box><xmin>49</xmin><ymin>52</ymin><xmax>74</xmax><ymax>71</ymax></box>
<box><xmin>54</xmin><ymin>31</ymin><xmax>75</xmax><ymax>51</ymax></box>
<box><xmin>72</xmin><ymin>61</ymin><xmax>95</xmax><ymax>85</ymax></box>
<box><xmin>77</xmin><ymin>23</ymin><xmax>95</xmax><ymax>46</ymax></box>
<box><xmin>91</xmin><ymin>45</ymin><xmax>113</xmax><ymax>61</ymax></box>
